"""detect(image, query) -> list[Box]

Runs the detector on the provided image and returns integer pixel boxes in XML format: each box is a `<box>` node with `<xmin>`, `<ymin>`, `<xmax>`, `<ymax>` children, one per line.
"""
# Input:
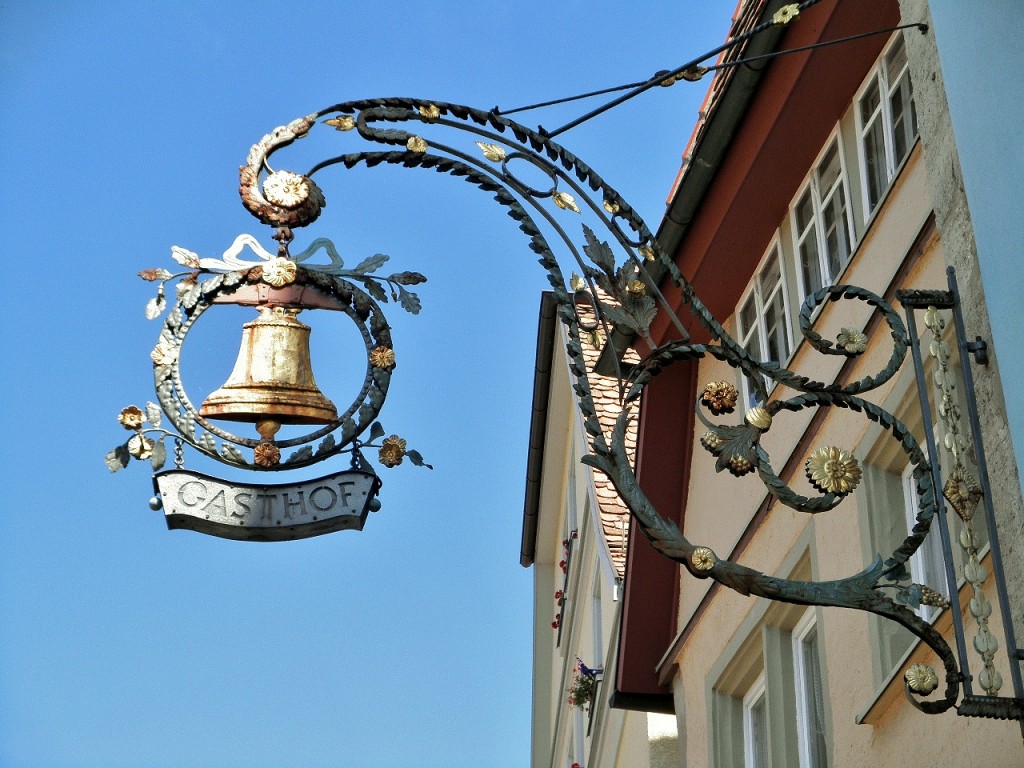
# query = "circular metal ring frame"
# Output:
<box><xmin>154</xmin><ymin>268</ymin><xmax>392</xmax><ymax>469</ymax></box>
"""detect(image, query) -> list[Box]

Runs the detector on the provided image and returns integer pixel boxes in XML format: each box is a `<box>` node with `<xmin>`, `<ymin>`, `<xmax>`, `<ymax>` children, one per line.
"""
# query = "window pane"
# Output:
<box><xmin>745</xmin><ymin>691</ymin><xmax>769</xmax><ymax>768</ymax></box>
<box><xmin>903</xmin><ymin>471</ymin><xmax>948</xmax><ymax>622</ymax></box>
<box><xmin>798</xmin><ymin>628</ymin><xmax>829</xmax><ymax>767</ymax></box>
<box><xmin>799</xmin><ymin>236</ymin><xmax>822</xmax><ymax>297</ymax></box>
<box><xmin>818</xmin><ymin>142</ymin><xmax>842</xmax><ymax>193</ymax></box>
<box><xmin>758</xmin><ymin>250</ymin><xmax>781</xmax><ymax>297</ymax></box>
<box><xmin>795</xmin><ymin>189</ymin><xmax>815</xmax><ymax>233</ymax></box>
<box><xmin>744</xmin><ymin>326</ymin><xmax>764</xmax><ymax>409</ymax></box>
<box><xmin>859</xmin><ymin>79</ymin><xmax>881</xmax><ymax>120</ymax></box>
<box><xmin>862</xmin><ymin>116</ymin><xmax>887</xmax><ymax>212</ymax></box>
<box><xmin>885</xmin><ymin>36</ymin><xmax>908</xmax><ymax>87</ymax></box>
<box><xmin>740</xmin><ymin>294</ymin><xmax>759</xmax><ymax>341</ymax></box>
<box><xmin>763</xmin><ymin>288</ymin><xmax>790</xmax><ymax>363</ymax></box>
<box><xmin>890</xmin><ymin>74</ymin><xmax>916</xmax><ymax>166</ymax></box>
<box><xmin>821</xmin><ymin>187</ymin><xmax>850</xmax><ymax>279</ymax></box>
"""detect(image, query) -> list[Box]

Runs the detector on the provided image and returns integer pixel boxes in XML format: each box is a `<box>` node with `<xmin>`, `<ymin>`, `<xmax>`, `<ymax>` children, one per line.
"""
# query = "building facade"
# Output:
<box><xmin>529</xmin><ymin>0</ymin><xmax>1023</xmax><ymax>766</ymax></box>
<box><xmin>521</xmin><ymin>294</ymin><xmax>679</xmax><ymax>768</ymax></box>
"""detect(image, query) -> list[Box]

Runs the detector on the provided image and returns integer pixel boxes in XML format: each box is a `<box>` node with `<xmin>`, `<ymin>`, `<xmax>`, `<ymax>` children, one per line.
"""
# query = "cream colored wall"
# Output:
<box><xmin>669</xmin><ymin>122</ymin><xmax>1022</xmax><ymax>762</ymax></box>
<box><xmin>532</xmin><ymin>323</ymin><xmax>677</xmax><ymax>768</ymax></box>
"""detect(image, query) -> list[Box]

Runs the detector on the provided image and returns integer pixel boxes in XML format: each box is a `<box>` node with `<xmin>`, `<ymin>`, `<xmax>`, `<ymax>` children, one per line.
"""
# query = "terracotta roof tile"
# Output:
<box><xmin>573</xmin><ymin>296</ymin><xmax>640</xmax><ymax>578</ymax></box>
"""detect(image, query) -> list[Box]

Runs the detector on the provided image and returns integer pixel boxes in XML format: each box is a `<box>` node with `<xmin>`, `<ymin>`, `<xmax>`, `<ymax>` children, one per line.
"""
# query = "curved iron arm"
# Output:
<box><xmin>228</xmin><ymin>98</ymin><xmax>959</xmax><ymax>712</ymax></box>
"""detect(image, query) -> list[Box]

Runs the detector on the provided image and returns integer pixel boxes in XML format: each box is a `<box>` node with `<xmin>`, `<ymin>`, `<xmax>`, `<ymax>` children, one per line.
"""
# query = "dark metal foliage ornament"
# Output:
<box><xmin>107</xmin><ymin>236</ymin><xmax>430</xmax><ymax>474</ymax></box>
<box><xmin>106</xmin><ymin>95</ymin><xmax>1011</xmax><ymax>715</ymax></box>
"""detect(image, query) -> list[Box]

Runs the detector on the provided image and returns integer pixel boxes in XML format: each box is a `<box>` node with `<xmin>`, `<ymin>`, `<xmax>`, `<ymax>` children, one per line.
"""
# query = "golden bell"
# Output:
<box><xmin>200</xmin><ymin>306</ymin><xmax>337</xmax><ymax>440</ymax></box>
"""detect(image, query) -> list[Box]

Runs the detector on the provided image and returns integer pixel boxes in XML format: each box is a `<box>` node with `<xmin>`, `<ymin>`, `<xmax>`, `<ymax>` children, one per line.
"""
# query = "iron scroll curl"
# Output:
<box><xmin>238</xmin><ymin>98</ymin><xmax>960</xmax><ymax>713</ymax></box>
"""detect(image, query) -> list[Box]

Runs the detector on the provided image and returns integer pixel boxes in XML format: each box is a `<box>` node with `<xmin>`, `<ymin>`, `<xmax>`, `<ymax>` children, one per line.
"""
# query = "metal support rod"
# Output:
<box><xmin>904</xmin><ymin>305</ymin><xmax>974</xmax><ymax>695</ymax></box>
<box><xmin>946</xmin><ymin>267</ymin><xmax>1024</xmax><ymax>705</ymax></box>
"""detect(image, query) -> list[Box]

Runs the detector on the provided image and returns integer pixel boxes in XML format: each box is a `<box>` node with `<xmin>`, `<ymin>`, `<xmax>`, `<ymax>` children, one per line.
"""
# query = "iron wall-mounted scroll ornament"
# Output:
<box><xmin>106</xmin><ymin>93</ymin><xmax>1023</xmax><ymax>717</ymax></box>
<box><xmin>103</xmin><ymin>7</ymin><xmax>1020</xmax><ymax>721</ymax></box>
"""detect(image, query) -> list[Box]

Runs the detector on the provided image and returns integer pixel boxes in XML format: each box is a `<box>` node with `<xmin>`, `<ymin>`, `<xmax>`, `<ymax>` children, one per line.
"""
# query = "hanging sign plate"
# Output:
<box><xmin>153</xmin><ymin>468</ymin><xmax>381</xmax><ymax>542</ymax></box>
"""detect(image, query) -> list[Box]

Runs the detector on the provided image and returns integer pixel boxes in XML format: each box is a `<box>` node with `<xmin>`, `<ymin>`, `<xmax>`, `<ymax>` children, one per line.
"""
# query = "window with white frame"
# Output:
<box><xmin>736</xmin><ymin>243</ymin><xmax>793</xmax><ymax>408</ymax></box>
<box><xmin>902</xmin><ymin>465</ymin><xmax>948</xmax><ymax>622</ymax></box>
<box><xmin>792</xmin><ymin>136</ymin><xmax>854</xmax><ymax>300</ymax></box>
<box><xmin>712</xmin><ymin>604</ymin><xmax>830</xmax><ymax>768</ymax></box>
<box><xmin>859</xmin><ymin>383</ymin><xmax>957</xmax><ymax>677</ymax></box>
<box><xmin>857</xmin><ymin>34</ymin><xmax>918</xmax><ymax>216</ymax></box>
<box><xmin>792</xmin><ymin>614</ymin><xmax>828</xmax><ymax>768</ymax></box>
<box><xmin>742</xmin><ymin>674</ymin><xmax>769</xmax><ymax>768</ymax></box>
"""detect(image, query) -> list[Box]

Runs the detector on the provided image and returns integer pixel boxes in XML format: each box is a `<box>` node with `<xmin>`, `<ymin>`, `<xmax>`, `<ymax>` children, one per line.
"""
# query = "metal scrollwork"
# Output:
<box><xmin>231</xmin><ymin>97</ymin><xmax>966</xmax><ymax>712</ymax></box>
<box><xmin>118</xmin><ymin>98</ymin><xmax>973</xmax><ymax>712</ymax></box>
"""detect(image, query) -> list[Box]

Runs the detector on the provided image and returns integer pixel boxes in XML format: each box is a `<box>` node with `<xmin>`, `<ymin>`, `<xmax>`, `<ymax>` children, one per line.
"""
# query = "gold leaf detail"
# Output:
<box><xmin>603</xmin><ymin>199</ymin><xmax>621</xmax><ymax>215</ymax></box>
<box><xmin>262</xmin><ymin>257</ymin><xmax>297</xmax><ymax>287</ymax></box>
<box><xmin>639</xmin><ymin>245</ymin><xmax>656</xmax><ymax>262</ymax></box>
<box><xmin>626</xmin><ymin>279</ymin><xmax>646</xmax><ymax>298</ymax></box>
<box><xmin>920</xmin><ymin>585</ymin><xmax>950</xmax><ymax>609</ymax></box>
<box><xmin>701</xmin><ymin>381</ymin><xmax>738</xmax><ymax>415</ymax></box>
<box><xmin>745</xmin><ymin>407</ymin><xmax>772</xmax><ymax>431</ymax></box>
<box><xmin>419</xmin><ymin>104</ymin><xmax>440</xmax><ymax>120</ymax></box>
<box><xmin>728</xmin><ymin>455</ymin><xmax>754</xmax><ymax>475</ymax></box>
<box><xmin>263</xmin><ymin>171</ymin><xmax>310</xmax><ymax>209</ymax></box>
<box><xmin>837</xmin><ymin>327</ymin><xmax>868</xmax><ymax>355</ymax></box>
<box><xmin>254</xmin><ymin>441</ymin><xmax>281</xmax><ymax>467</ymax></box>
<box><xmin>325</xmin><ymin>115</ymin><xmax>355</xmax><ymax>131</ymax></box>
<box><xmin>128</xmin><ymin>434</ymin><xmax>154</xmax><ymax>460</ymax></box>
<box><xmin>406</xmin><ymin>136</ymin><xmax>428</xmax><ymax>153</ymax></box>
<box><xmin>369</xmin><ymin>346</ymin><xmax>396</xmax><ymax>369</ymax></box>
<box><xmin>118</xmin><ymin>405</ymin><xmax>145</xmax><ymax>431</ymax></box>
<box><xmin>805</xmin><ymin>446</ymin><xmax>862</xmax><ymax>496</ymax></box>
<box><xmin>924</xmin><ymin>305</ymin><xmax>946</xmax><ymax>332</ymax></box>
<box><xmin>943</xmin><ymin>464</ymin><xmax>983</xmax><ymax>522</ymax></box>
<box><xmin>679</xmin><ymin>66</ymin><xmax>708</xmax><ymax>82</ymax></box>
<box><xmin>476</xmin><ymin>142</ymin><xmax>507</xmax><ymax>162</ymax></box>
<box><xmin>700</xmin><ymin>430</ymin><xmax>725</xmax><ymax>452</ymax></box>
<box><xmin>691</xmin><ymin>546</ymin><xmax>716</xmax><ymax>573</ymax></box>
<box><xmin>552</xmin><ymin>191</ymin><xmax>580</xmax><ymax>213</ymax></box>
<box><xmin>379</xmin><ymin>435</ymin><xmax>407</xmax><ymax>468</ymax></box>
<box><xmin>772</xmin><ymin>3</ymin><xmax>800</xmax><ymax>25</ymax></box>
<box><xmin>905</xmin><ymin>663</ymin><xmax>939</xmax><ymax>695</ymax></box>
<box><xmin>569</xmin><ymin>273</ymin><xmax>586</xmax><ymax>292</ymax></box>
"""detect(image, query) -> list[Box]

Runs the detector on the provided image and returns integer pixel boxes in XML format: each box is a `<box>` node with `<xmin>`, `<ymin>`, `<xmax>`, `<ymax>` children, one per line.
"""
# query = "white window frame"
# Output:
<box><xmin>743</xmin><ymin>673</ymin><xmax>769</xmax><ymax>768</ymax></box>
<box><xmin>571</xmin><ymin>707</ymin><xmax>586</xmax><ymax>767</ymax></box>
<box><xmin>855</xmin><ymin>34</ymin><xmax>918</xmax><ymax>217</ymax></box>
<box><xmin>901</xmin><ymin>465</ymin><xmax>948</xmax><ymax>622</ymax></box>
<box><xmin>790</xmin><ymin>131</ymin><xmax>856</xmax><ymax>303</ymax></box>
<box><xmin>736</xmin><ymin>240</ymin><xmax>794</xmax><ymax>409</ymax></box>
<box><xmin>792</xmin><ymin>614</ymin><xmax>828</xmax><ymax>768</ymax></box>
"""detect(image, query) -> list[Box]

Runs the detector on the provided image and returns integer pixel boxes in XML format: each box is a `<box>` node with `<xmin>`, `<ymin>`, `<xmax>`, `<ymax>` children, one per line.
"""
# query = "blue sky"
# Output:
<box><xmin>0</xmin><ymin>2</ymin><xmax>730</xmax><ymax>766</ymax></box>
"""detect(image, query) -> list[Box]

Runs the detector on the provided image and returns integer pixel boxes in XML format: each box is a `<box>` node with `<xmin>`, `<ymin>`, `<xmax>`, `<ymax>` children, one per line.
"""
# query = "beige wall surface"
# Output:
<box><xmin>667</xmin><ymin>46</ymin><xmax>1024</xmax><ymax>762</ymax></box>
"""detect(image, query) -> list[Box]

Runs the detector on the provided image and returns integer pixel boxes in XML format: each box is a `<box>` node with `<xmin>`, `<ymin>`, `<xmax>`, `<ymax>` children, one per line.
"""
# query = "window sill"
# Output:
<box><xmin>855</xmin><ymin>548</ymin><xmax>992</xmax><ymax>726</ymax></box>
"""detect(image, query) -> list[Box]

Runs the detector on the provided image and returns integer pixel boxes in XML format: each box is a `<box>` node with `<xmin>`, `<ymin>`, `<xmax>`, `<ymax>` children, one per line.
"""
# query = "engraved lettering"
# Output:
<box><xmin>255</xmin><ymin>492</ymin><xmax>276</xmax><ymax>523</ymax></box>
<box><xmin>233</xmin><ymin>492</ymin><xmax>252</xmax><ymax>519</ymax></box>
<box><xmin>178</xmin><ymin>480</ymin><xmax>207</xmax><ymax>507</ymax></box>
<box><xmin>336</xmin><ymin>481</ymin><xmax>355</xmax><ymax>509</ymax></box>
<box><xmin>309</xmin><ymin>485</ymin><xmax>337</xmax><ymax>512</ymax></box>
<box><xmin>282</xmin><ymin>490</ymin><xmax>307</xmax><ymax>520</ymax></box>
<box><xmin>201</xmin><ymin>489</ymin><xmax>227</xmax><ymax>518</ymax></box>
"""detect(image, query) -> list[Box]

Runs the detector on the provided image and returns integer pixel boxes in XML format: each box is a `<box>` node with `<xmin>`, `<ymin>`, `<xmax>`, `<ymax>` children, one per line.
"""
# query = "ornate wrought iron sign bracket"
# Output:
<box><xmin>106</xmin><ymin>89</ymin><xmax>1022</xmax><ymax>717</ymax></box>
